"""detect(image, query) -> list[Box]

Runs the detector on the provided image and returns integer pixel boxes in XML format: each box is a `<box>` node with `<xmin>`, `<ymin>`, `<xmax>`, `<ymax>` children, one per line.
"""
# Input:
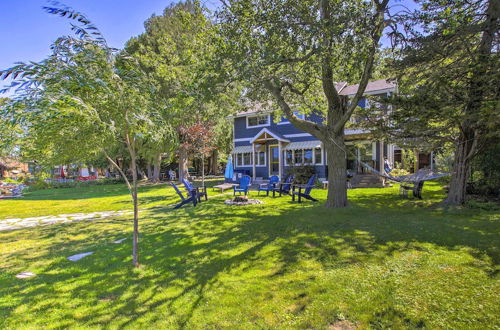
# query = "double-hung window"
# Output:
<box><xmin>246</xmin><ymin>115</ymin><xmax>270</xmax><ymax>128</ymax></box>
<box><xmin>236</xmin><ymin>153</ymin><xmax>253</xmax><ymax>166</ymax></box>
<box><xmin>314</xmin><ymin>148</ymin><xmax>322</xmax><ymax>164</ymax></box>
<box><xmin>236</xmin><ymin>151</ymin><xmax>266</xmax><ymax>166</ymax></box>
<box><xmin>254</xmin><ymin>151</ymin><xmax>266</xmax><ymax>166</ymax></box>
<box><xmin>285</xmin><ymin>147</ymin><xmax>323</xmax><ymax>165</ymax></box>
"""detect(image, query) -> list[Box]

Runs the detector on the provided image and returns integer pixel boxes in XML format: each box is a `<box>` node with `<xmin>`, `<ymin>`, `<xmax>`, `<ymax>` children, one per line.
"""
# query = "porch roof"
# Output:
<box><xmin>233</xmin><ymin>145</ymin><xmax>253</xmax><ymax>153</ymax></box>
<box><xmin>249</xmin><ymin>128</ymin><xmax>290</xmax><ymax>144</ymax></box>
<box><xmin>284</xmin><ymin>140</ymin><xmax>322</xmax><ymax>150</ymax></box>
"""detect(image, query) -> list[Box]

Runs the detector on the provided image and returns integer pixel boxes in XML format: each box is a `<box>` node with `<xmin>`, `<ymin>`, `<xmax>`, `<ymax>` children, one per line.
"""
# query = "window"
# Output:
<box><xmin>278</xmin><ymin>112</ymin><xmax>304</xmax><ymax>124</ymax></box>
<box><xmin>254</xmin><ymin>151</ymin><xmax>266</xmax><ymax>166</ymax></box>
<box><xmin>235</xmin><ymin>153</ymin><xmax>253</xmax><ymax>166</ymax></box>
<box><xmin>285</xmin><ymin>147</ymin><xmax>323</xmax><ymax>165</ymax></box>
<box><xmin>304</xmin><ymin>149</ymin><xmax>313</xmax><ymax>164</ymax></box>
<box><xmin>246</xmin><ymin>115</ymin><xmax>270</xmax><ymax>128</ymax></box>
<box><xmin>314</xmin><ymin>148</ymin><xmax>322</xmax><ymax>164</ymax></box>
<box><xmin>243</xmin><ymin>153</ymin><xmax>252</xmax><ymax>165</ymax></box>
<box><xmin>294</xmin><ymin>149</ymin><xmax>303</xmax><ymax>164</ymax></box>
<box><xmin>286</xmin><ymin>150</ymin><xmax>293</xmax><ymax>165</ymax></box>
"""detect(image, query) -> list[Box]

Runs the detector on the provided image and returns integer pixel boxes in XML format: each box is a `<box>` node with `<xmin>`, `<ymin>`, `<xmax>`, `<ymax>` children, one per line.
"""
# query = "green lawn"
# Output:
<box><xmin>0</xmin><ymin>182</ymin><xmax>498</xmax><ymax>328</ymax></box>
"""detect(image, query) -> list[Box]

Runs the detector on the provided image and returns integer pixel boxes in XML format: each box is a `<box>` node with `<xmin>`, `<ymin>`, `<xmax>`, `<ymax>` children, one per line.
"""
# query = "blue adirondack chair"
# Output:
<box><xmin>292</xmin><ymin>175</ymin><xmax>318</xmax><ymax>203</ymax></box>
<box><xmin>258</xmin><ymin>175</ymin><xmax>279</xmax><ymax>196</ymax></box>
<box><xmin>233</xmin><ymin>175</ymin><xmax>251</xmax><ymax>195</ymax></box>
<box><xmin>272</xmin><ymin>175</ymin><xmax>294</xmax><ymax>197</ymax></box>
<box><xmin>182</xmin><ymin>178</ymin><xmax>207</xmax><ymax>202</ymax></box>
<box><xmin>170</xmin><ymin>182</ymin><xmax>197</xmax><ymax>209</ymax></box>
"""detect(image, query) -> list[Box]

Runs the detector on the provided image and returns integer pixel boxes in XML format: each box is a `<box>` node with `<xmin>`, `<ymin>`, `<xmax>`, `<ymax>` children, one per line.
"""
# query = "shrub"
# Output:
<box><xmin>27</xmin><ymin>180</ymin><xmax>49</xmax><ymax>191</ymax></box>
<box><xmin>26</xmin><ymin>177</ymin><xmax>126</xmax><ymax>192</ymax></box>
<box><xmin>286</xmin><ymin>165</ymin><xmax>316</xmax><ymax>184</ymax></box>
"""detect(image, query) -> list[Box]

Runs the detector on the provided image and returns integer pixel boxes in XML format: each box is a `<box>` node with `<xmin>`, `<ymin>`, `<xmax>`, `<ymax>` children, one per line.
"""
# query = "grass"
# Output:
<box><xmin>0</xmin><ymin>178</ymin><xmax>222</xmax><ymax>219</ymax></box>
<box><xmin>0</xmin><ymin>181</ymin><xmax>498</xmax><ymax>328</ymax></box>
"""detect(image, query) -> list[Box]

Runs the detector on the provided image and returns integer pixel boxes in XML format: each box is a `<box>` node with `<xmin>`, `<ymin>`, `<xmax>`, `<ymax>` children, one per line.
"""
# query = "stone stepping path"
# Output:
<box><xmin>0</xmin><ymin>210</ymin><xmax>132</xmax><ymax>232</ymax></box>
<box><xmin>16</xmin><ymin>272</ymin><xmax>36</xmax><ymax>279</ymax></box>
<box><xmin>67</xmin><ymin>252</ymin><xmax>94</xmax><ymax>262</ymax></box>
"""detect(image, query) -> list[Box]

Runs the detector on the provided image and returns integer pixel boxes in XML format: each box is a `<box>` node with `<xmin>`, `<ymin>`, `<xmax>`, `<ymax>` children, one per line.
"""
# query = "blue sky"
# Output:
<box><xmin>1</xmin><ymin>0</ymin><xmax>415</xmax><ymax>97</ymax></box>
<box><xmin>0</xmin><ymin>0</ymin><xmax>198</xmax><ymax>96</ymax></box>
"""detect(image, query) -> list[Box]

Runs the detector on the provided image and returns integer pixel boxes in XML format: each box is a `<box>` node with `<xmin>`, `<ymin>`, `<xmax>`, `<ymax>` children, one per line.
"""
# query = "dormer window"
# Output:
<box><xmin>246</xmin><ymin>114</ymin><xmax>270</xmax><ymax>128</ymax></box>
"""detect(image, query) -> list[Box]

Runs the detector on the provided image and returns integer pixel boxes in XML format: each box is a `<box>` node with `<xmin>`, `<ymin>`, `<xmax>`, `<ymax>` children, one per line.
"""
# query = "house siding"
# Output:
<box><xmin>232</xmin><ymin>91</ymin><xmax>395</xmax><ymax>179</ymax></box>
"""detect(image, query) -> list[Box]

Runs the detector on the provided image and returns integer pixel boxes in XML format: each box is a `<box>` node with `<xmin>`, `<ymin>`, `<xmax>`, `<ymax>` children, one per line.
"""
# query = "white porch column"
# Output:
<box><xmin>278</xmin><ymin>141</ymin><xmax>283</xmax><ymax>180</ymax></box>
<box><xmin>252</xmin><ymin>143</ymin><xmax>256</xmax><ymax>181</ymax></box>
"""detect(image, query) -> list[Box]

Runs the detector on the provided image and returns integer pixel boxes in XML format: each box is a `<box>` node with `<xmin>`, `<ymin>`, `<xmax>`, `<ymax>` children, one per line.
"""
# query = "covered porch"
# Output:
<box><xmin>249</xmin><ymin>128</ymin><xmax>290</xmax><ymax>181</ymax></box>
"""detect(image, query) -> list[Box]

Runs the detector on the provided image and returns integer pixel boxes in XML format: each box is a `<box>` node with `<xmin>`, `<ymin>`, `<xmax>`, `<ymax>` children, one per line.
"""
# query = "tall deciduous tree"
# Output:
<box><xmin>216</xmin><ymin>0</ymin><xmax>389</xmax><ymax>207</ymax></box>
<box><xmin>125</xmin><ymin>1</ymin><xmax>220</xmax><ymax>182</ymax></box>
<box><xmin>363</xmin><ymin>0</ymin><xmax>499</xmax><ymax>205</ymax></box>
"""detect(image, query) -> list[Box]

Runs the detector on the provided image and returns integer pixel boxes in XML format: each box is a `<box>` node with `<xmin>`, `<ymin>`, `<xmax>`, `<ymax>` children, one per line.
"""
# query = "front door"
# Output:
<box><xmin>269</xmin><ymin>145</ymin><xmax>280</xmax><ymax>176</ymax></box>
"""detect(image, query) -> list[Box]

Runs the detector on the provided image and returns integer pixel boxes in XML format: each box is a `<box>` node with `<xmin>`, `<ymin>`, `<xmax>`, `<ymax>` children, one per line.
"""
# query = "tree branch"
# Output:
<box><xmin>319</xmin><ymin>0</ymin><xmax>342</xmax><ymax>125</ymax></box>
<box><xmin>337</xmin><ymin>0</ymin><xmax>389</xmax><ymax>130</ymax></box>
<box><xmin>103</xmin><ymin>151</ymin><xmax>131</xmax><ymax>191</ymax></box>
<box><xmin>264</xmin><ymin>79</ymin><xmax>326</xmax><ymax>140</ymax></box>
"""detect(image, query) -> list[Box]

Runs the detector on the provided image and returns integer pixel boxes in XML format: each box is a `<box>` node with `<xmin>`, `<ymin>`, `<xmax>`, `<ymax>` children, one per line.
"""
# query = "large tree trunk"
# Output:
<box><xmin>444</xmin><ymin>0</ymin><xmax>498</xmax><ymax>205</ymax></box>
<box><xmin>211</xmin><ymin>149</ymin><xmax>218</xmax><ymax>174</ymax></box>
<box><xmin>178</xmin><ymin>146</ymin><xmax>189</xmax><ymax>181</ymax></box>
<box><xmin>325</xmin><ymin>134</ymin><xmax>348</xmax><ymax>208</ymax></box>
<box><xmin>152</xmin><ymin>153</ymin><xmax>161</xmax><ymax>182</ymax></box>
<box><xmin>444</xmin><ymin>128</ymin><xmax>476</xmax><ymax>205</ymax></box>
<box><xmin>146</xmin><ymin>163</ymin><xmax>152</xmax><ymax>180</ymax></box>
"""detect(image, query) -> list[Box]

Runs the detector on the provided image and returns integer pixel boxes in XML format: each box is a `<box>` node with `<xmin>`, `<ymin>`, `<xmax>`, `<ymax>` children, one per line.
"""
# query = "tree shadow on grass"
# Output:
<box><xmin>0</xmin><ymin>190</ymin><xmax>498</xmax><ymax>327</ymax></box>
<box><xmin>16</xmin><ymin>183</ymin><xmax>170</xmax><ymax>202</ymax></box>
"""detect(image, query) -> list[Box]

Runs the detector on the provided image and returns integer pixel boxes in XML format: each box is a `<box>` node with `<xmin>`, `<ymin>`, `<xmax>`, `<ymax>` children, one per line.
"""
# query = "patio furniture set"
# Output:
<box><xmin>171</xmin><ymin>175</ymin><xmax>319</xmax><ymax>209</ymax></box>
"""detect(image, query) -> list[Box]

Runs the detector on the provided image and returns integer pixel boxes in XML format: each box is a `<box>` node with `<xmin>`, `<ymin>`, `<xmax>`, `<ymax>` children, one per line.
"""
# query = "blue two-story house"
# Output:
<box><xmin>231</xmin><ymin>79</ymin><xmax>419</xmax><ymax>181</ymax></box>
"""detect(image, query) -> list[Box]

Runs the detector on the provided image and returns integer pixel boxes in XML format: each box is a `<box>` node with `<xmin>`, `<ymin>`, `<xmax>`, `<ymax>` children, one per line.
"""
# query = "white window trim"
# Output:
<box><xmin>284</xmin><ymin>147</ymin><xmax>323</xmax><ymax>166</ymax></box>
<box><xmin>246</xmin><ymin>114</ymin><xmax>271</xmax><ymax>129</ymax></box>
<box><xmin>234</xmin><ymin>152</ymin><xmax>253</xmax><ymax>167</ymax></box>
<box><xmin>277</xmin><ymin>112</ymin><xmax>305</xmax><ymax>125</ymax></box>
<box><xmin>234</xmin><ymin>151</ymin><xmax>267</xmax><ymax>167</ymax></box>
<box><xmin>314</xmin><ymin>147</ymin><xmax>324</xmax><ymax>165</ymax></box>
<box><xmin>255</xmin><ymin>151</ymin><xmax>267</xmax><ymax>167</ymax></box>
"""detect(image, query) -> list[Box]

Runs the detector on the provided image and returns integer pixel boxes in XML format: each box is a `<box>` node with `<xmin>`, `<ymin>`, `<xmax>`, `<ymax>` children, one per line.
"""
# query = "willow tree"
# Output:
<box><xmin>1</xmin><ymin>5</ymin><xmax>166</xmax><ymax>267</ymax></box>
<box><xmin>216</xmin><ymin>0</ymin><xmax>389</xmax><ymax>207</ymax></box>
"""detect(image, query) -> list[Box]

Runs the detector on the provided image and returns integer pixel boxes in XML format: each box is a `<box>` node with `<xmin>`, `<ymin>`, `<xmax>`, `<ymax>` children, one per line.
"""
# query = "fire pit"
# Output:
<box><xmin>224</xmin><ymin>195</ymin><xmax>263</xmax><ymax>206</ymax></box>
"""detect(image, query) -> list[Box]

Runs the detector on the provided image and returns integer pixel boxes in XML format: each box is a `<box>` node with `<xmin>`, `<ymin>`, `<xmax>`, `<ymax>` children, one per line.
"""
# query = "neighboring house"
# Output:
<box><xmin>231</xmin><ymin>79</ymin><xmax>432</xmax><ymax>180</ymax></box>
<box><xmin>0</xmin><ymin>157</ymin><xmax>31</xmax><ymax>179</ymax></box>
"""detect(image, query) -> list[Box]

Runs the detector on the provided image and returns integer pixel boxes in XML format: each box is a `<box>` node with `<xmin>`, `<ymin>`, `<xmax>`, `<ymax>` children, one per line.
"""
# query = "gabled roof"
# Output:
<box><xmin>232</xmin><ymin>79</ymin><xmax>396</xmax><ymax>117</ymax></box>
<box><xmin>339</xmin><ymin>79</ymin><xmax>396</xmax><ymax>96</ymax></box>
<box><xmin>249</xmin><ymin>128</ymin><xmax>290</xmax><ymax>144</ymax></box>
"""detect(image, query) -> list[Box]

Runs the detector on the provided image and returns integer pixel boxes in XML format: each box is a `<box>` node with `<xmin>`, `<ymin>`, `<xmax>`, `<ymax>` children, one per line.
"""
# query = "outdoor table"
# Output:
<box><xmin>213</xmin><ymin>183</ymin><xmax>237</xmax><ymax>193</ymax></box>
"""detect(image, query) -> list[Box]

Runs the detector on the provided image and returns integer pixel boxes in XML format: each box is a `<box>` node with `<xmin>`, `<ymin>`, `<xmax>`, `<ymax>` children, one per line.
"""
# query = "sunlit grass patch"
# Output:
<box><xmin>0</xmin><ymin>181</ymin><xmax>498</xmax><ymax>328</ymax></box>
